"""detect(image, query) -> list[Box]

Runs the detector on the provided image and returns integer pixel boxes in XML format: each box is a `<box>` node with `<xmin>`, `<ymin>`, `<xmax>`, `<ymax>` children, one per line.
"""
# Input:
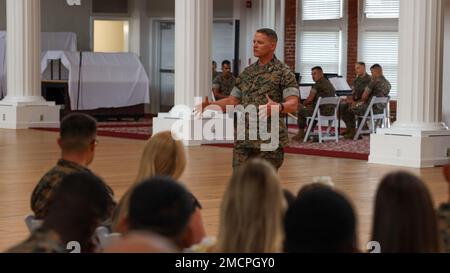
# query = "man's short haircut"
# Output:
<box><xmin>370</xmin><ymin>64</ymin><xmax>382</xmax><ymax>70</ymax></box>
<box><xmin>48</xmin><ymin>172</ymin><xmax>112</xmax><ymax>224</ymax></box>
<box><xmin>222</xmin><ymin>60</ymin><xmax>231</xmax><ymax>67</ymax></box>
<box><xmin>256</xmin><ymin>28</ymin><xmax>278</xmax><ymax>43</ymax></box>
<box><xmin>59</xmin><ymin>113</ymin><xmax>97</xmax><ymax>153</ymax></box>
<box><xmin>311</xmin><ymin>66</ymin><xmax>323</xmax><ymax>72</ymax></box>
<box><xmin>212</xmin><ymin>61</ymin><xmax>217</xmax><ymax>65</ymax></box>
<box><xmin>356</xmin><ymin>62</ymin><xmax>366</xmax><ymax>67</ymax></box>
<box><xmin>128</xmin><ymin>177</ymin><xmax>196</xmax><ymax>239</ymax></box>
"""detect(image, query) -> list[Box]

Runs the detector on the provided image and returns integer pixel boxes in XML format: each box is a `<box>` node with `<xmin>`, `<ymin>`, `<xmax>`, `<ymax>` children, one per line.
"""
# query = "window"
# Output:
<box><xmin>302</xmin><ymin>0</ymin><xmax>343</xmax><ymax>21</ymax></box>
<box><xmin>361</xmin><ymin>32</ymin><xmax>399</xmax><ymax>96</ymax></box>
<box><xmin>364</xmin><ymin>0</ymin><xmax>399</xmax><ymax>19</ymax></box>
<box><xmin>299</xmin><ymin>32</ymin><xmax>341</xmax><ymax>83</ymax></box>
<box><xmin>297</xmin><ymin>0</ymin><xmax>346</xmax><ymax>83</ymax></box>
<box><xmin>359</xmin><ymin>0</ymin><xmax>399</xmax><ymax>96</ymax></box>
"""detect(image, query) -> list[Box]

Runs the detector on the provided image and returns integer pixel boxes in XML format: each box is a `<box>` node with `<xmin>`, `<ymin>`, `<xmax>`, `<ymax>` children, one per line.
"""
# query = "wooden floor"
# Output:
<box><xmin>0</xmin><ymin>129</ymin><xmax>447</xmax><ymax>251</ymax></box>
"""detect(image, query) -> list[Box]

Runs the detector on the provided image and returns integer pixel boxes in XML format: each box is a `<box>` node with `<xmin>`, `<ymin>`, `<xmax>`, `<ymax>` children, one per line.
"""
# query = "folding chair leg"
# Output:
<box><xmin>354</xmin><ymin>116</ymin><xmax>367</xmax><ymax>141</ymax></box>
<box><xmin>318</xmin><ymin>120</ymin><xmax>323</xmax><ymax>143</ymax></box>
<box><xmin>304</xmin><ymin>118</ymin><xmax>315</xmax><ymax>143</ymax></box>
<box><xmin>334</xmin><ymin>120</ymin><xmax>339</xmax><ymax>143</ymax></box>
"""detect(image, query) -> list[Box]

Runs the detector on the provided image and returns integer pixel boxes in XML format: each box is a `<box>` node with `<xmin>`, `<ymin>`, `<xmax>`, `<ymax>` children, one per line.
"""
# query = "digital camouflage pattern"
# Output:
<box><xmin>352</xmin><ymin>73</ymin><xmax>371</xmax><ymax>101</ymax></box>
<box><xmin>31</xmin><ymin>159</ymin><xmax>116</xmax><ymax>220</ymax></box>
<box><xmin>6</xmin><ymin>228</ymin><xmax>66</xmax><ymax>253</ymax></box>
<box><xmin>212</xmin><ymin>73</ymin><xmax>236</xmax><ymax>97</ymax></box>
<box><xmin>230</xmin><ymin>57</ymin><xmax>299</xmax><ymax>170</ymax></box>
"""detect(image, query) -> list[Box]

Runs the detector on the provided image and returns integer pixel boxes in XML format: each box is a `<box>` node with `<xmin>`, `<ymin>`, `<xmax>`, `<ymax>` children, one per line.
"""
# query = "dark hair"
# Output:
<box><xmin>283</xmin><ymin>189</ymin><xmax>296</xmax><ymax>208</ymax></box>
<box><xmin>44</xmin><ymin>172</ymin><xmax>113</xmax><ymax>252</ymax></box>
<box><xmin>128</xmin><ymin>177</ymin><xmax>195</xmax><ymax>241</ymax></box>
<box><xmin>311</xmin><ymin>66</ymin><xmax>323</xmax><ymax>72</ymax></box>
<box><xmin>60</xmin><ymin>113</ymin><xmax>97</xmax><ymax>152</ymax></box>
<box><xmin>212</xmin><ymin>61</ymin><xmax>217</xmax><ymax>66</ymax></box>
<box><xmin>356</xmin><ymin>62</ymin><xmax>366</xmax><ymax>67</ymax></box>
<box><xmin>370</xmin><ymin>64</ymin><xmax>382</xmax><ymax>70</ymax></box>
<box><xmin>222</xmin><ymin>60</ymin><xmax>231</xmax><ymax>67</ymax></box>
<box><xmin>256</xmin><ymin>28</ymin><xmax>278</xmax><ymax>42</ymax></box>
<box><xmin>371</xmin><ymin>172</ymin><xmax>440</xmax><ymax>253</ymax></box>
<box><xmin>285</xmin><ymin>186</ymin><xmax>357</xmax><ymax>253</ymax></box>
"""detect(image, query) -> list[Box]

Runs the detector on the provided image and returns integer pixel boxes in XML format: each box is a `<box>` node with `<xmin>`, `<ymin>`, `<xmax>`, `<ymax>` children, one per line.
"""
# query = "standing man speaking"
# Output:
<box><xmin>197</xmin><ymin>29</ymin><xmax>299</xmax><ymax>171</ymax></box>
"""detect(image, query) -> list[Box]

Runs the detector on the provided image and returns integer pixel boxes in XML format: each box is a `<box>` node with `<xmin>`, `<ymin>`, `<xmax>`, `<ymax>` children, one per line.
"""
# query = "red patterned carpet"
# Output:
<box><xmin>32</xmin><ymin>119</ymin><xmax>370</xmax><ymax>161</ymax></box>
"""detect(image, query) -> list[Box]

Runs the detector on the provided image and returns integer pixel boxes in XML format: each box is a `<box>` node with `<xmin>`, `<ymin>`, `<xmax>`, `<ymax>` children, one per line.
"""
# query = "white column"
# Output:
<box><xmin>0</xmin><ymin>0</ymin><xmax>59</xmax><ymax>129</ymax></box>
<box><xmin>370</xmin><ymin>0</ymin><xmax>450</xmax><ymax>168</ymax></box>
<box><xmin>174</xmin><ymin>0</ymin><xmax>212</xmax><ymax>107</ymax></box>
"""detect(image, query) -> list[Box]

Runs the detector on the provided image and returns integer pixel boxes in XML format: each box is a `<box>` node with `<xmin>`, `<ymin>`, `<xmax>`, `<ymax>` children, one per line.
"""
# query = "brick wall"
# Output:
<box><xmin>284</xmin><ymin>0</ymin><xmax>297</xmax><ymax>70</ymax></box>
<box><xmin>347</xmin><ymin>0</ymin><xmax>359</xmax><ymax>83</ymax></box>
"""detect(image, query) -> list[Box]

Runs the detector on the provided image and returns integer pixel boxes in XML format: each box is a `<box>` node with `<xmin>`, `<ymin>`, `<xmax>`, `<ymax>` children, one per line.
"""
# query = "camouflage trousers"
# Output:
<box><xmin>232</xmin><ymin>147</ymin><xmax>284</xmax><ymax>171</ymax></box>
<box><xmin>297</xmin><ymin>105</ymin><xmax>315</xmax><ymax>130</ymax></box>
<box><xmin>340</xmin><ymin>102</ymin><xmax>368</xmax><ymax>130</ymax></box>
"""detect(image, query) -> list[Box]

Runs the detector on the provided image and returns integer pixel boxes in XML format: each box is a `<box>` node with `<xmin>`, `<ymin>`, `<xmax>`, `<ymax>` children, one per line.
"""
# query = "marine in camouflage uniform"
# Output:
<box><xmin>340</xmin><ymin>73</ymin><xmax>371</xmax><ymax>129</ymax></box>
<box><xmin>212</xmin><ymin>73</ymin><xmax>236</xmax><ymax>98</ymax></box>
<box><xmin>6</xmin><ymin>228</ymin><xmax>67</xmax><ymax>253</ymax></box>
<box><xmin>437</xmin><ymin>203</ymin><xmax>450</xmax><ymax>253</ymax></box>
<box><xmin>341</xmin><ymin>75</ymin><xmax>391</xmax><ymax>130</ymax></box>
<box><xmin>297</xmin><ymin>76</ymin><xmax>336</xmax><ymax>130</ymax></box>
<box><xmin>230</xmin><ymin>56</ymin><xmax>299</xmax><ymax>170</ymax></box>
<box><xmin>31</xmin><ymin>159</ymin><xmax>116</xmax><ymax>220</ymax></box>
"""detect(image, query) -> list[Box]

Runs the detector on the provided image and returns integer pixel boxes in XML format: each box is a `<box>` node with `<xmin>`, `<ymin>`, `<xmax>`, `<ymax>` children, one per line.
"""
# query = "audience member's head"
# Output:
<box><xmin>371</xmin><ymin>171</ymin><xmax>440</xmax><ymax>253</ymax></box>
<box><xmin>216</xmin><ymin>159</ymin><xmax>285</xmax><ymax>253</ymax></box>
<box><xmin>370</xmin><ymin>64</ymin><xmax>383</xmax><ymax>77</ymax></box>
<box><xmin>43</xmin><ymin>172</ymin><xmax>113</xmax><ymax>253</ymax></box>
<box><xmin>136</xmin><ymin>131</ymin><xmax>186</xmax><ymax>182</ymax></box>
<box><xmin>127</xmin><ymin>177</ymin><xmax>197</xmax><ymax>249</ymax></box>
<box><xmin>285</xmin><ymin>184</ymin><xmax>357</xmax><ymax>253</ymax></box>
<box><xmin>212</xmin><ymin>61</ymin><xmax>217</xmax><ymax>71</ymax></box>
<box><xmin>58</xmin><ymin>113</ymin><xmax>98</xmax><ymax>166</ymax></box>
<box><xmin>311</xmin><ymin>66</ymin><xmax>324</xmax><ymax>82</ymax></box>
<box><xmin>355</xmin><ymin>62</ymin><xmax>366</xmax><ymax>76</ymax></box>
<box><xmin>103</xmin><ymin>232</ymin><xmax>176</xmax><ymax>253</ymax></box>
<box><xmin>222</xmin><ymin>60</ymin><xmax>232</xmax><ymax>77</ymax></box>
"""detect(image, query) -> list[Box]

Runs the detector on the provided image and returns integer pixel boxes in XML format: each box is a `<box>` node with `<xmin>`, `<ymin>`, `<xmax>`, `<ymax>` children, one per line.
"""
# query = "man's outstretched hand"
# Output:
<box><xmin>193</xmin><ymin>96</ymin><xmax>211</xmax><ymax>116</ymax></box>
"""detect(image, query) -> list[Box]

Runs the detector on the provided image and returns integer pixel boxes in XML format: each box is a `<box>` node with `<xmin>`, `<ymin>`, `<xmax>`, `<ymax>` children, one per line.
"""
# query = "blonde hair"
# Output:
<box><xmin>112</xmin><ymin>131</ymin><xmax>186</xmax><ymax>232</ymax></box>
<box><xmin>216</xmin><ymin>159</ymin><xmax>285</xmax><ymax>253</ymax></box>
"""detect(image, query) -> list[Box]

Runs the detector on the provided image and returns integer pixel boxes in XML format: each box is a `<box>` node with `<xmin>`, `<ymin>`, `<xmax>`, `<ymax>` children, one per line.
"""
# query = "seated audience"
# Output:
<box><xmin>371</xmin><ymin>171</ymin><xmax>440</xmax><ymax>253</ymax></box>
<box><xmin>438</xmin><ymin>160</ymin><xmax>450</xmax><ymax>252</ymax></box>
<box><xmin>30</xmin><ymin>113</ymin><xmax>115</xmax><ymax>220</ymax></box>
<box><xmin>103</xmin><ymin>232</ymin><xmax>176</xmax><ymax>253</ymax></box>
<box><xmin>112</xmin><ymin>131</ymin><xmax>205</xmax><ymax>245</ymax></box>
<box><xmin>341</xmin><ymin>64</ymin><xmax>391</xmax><ymax>139</ymax></box>
<box><xmin>284</xmin><ymin>184</ymin><xmax>358</xmax><ymax>253</ymax></box>
<box><xmin>7</xmin><ymin>173</ymin><xmax>113</xmax><ymax>253</ymax></box>
<box><xmin>126</xmin><ymin>177</ymin><xmax>199</xmax><ymax>250</ymax></box>
<box><xmin>340</xmin><ymin>62</ymin><xmax>371</xmax><ymax>138</ymax></box>
<box><xmin>294</xmin><ymin>66</ymin><xmax>336</xmax><ymax>141</ymax></box>
<box><xmin>216</xmin><ymin>159</ymin><xmax>285</xmax><ymax>253</ymax></box>
<box><xmin>212</xmin><ymin>60</ymin><xmax>236</xmax><ymax>100</ymax></box>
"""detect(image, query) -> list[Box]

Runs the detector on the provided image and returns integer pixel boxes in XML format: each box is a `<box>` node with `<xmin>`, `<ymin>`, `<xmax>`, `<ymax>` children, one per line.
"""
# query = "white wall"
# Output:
<box><xmin>443</xmin><ymin>0</ymin><xmax>450</xmax><ymax>125</ymax></box>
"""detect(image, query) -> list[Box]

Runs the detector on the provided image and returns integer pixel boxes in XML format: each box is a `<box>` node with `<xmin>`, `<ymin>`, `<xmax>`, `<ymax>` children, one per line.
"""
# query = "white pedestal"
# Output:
<box><xmin>153</xmin><ymin>112</ymin><xmax>235</xmax><ymax>146</ymax></box>
<box><xmin>0</xmin><ymin>100</ymin><xmax>60</xmax><ymax>129</ymax></box>
<box><xmin>369</xmin><ymin>126</ymin><xmax>450</xmax><ymax>168</ymax></box>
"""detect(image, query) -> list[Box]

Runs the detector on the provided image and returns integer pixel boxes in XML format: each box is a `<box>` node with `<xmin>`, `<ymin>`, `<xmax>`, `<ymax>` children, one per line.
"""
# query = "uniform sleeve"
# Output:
<box><xmin>212</xmin><ymin>75</ymin><xmax>221</xmax><ymax>89</ymax></box>
<box><xmin>230</xmin><ymin>75</ymin><xmax>242</xmax><ymax>99</ymax></box>
<box><xmin>366</xmin><ymin>80</ymin><xmax>376</xmax><ymax>96</ymax></box>
<box><xmin>281</xmin><ymin>69</ymin><xmax>300</xmax><ymax>99</ymax></box>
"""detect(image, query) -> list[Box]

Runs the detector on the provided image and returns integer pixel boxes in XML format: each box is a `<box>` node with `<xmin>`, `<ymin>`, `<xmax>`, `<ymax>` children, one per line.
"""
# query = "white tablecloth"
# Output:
<box><xmin>0</xmin><ymin>32</ymin><xmax>77</xmax><ymax>98</ymax></box>
<box><xmin>41</xmin><ymin>51</ymin><xmax>150</xmax><ymax>111</ymax></box>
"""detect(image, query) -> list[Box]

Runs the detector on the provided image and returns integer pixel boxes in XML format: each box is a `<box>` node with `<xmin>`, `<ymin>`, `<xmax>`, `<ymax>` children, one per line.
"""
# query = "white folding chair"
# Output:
<box><xmin>24</xmin><ymin>214</ymin><xmax>43</xmax><ymax>233</ymax></box>
<box><xmin>304</xmin><ymin>97</ymin><xmax>341</xmax><ymax>143</ymax></box>
<box><xmin>95</xmin><ymin>226</ymin><xmax>122</xmax><ymax>250</ymax></box>
<box><xmin>354</xmin><ymin>96</ymin><xmax>390</xmax><ymax>141</ymax></box>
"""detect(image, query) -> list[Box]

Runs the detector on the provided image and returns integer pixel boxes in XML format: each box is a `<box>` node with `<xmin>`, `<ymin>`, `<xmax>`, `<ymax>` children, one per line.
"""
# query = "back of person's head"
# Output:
<box><xmin>103</xmin><ymin>232</ymin><xmax>176</xmax><ymax>253</ymax></box>
<box><xmin>128</xmin><ymin>177</ymin><xmax>196</xmax><ymax>248</ymax></box>
<box><xmin>217</xmin><ymin>158</ymin><xmax>285</xmax><ymax>253</ymax></box>
<box><xmin>372</xmin><ymin>171</ymin><xmax>439</xmax><ymax>253</ymax></box>
<box><xmin>44</xmin><ymin>172</ymin><xmax>113</xmax><ymax>252</ymax></box>
<box><xmin>285</xmin><ymin>185</ymin><xmax>357</xmax><ymax>253</ymax></box>
<box><xmin>136</xmin><ymin>131</ymin><xmax>186</xmax><ymax>182</ymax></box>
<box><xmin>59</xmin><ymin>113</ymin><xmax>97</xmax><ymax>153</ymax></box>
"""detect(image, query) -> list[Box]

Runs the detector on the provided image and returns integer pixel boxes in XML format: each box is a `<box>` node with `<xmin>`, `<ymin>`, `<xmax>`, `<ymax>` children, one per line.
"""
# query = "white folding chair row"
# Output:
<box><xmin>304</xmin><ymin>96</ymin><xmax>341</xmax><ymax>143</ymax></box>
<box><xmin>24</xmin><ymin>214</ymin><xmax>43</xmax><ymax>233</ymax></box>
<box><xmin>95</xmin><ymin>226</ymin><xmax>122</xmax><ymax>250</ymax></box>
<box><xmin>354</xmin><ymin>96</ymin><xmax>390</xmax><ymax>141</ymax></box>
